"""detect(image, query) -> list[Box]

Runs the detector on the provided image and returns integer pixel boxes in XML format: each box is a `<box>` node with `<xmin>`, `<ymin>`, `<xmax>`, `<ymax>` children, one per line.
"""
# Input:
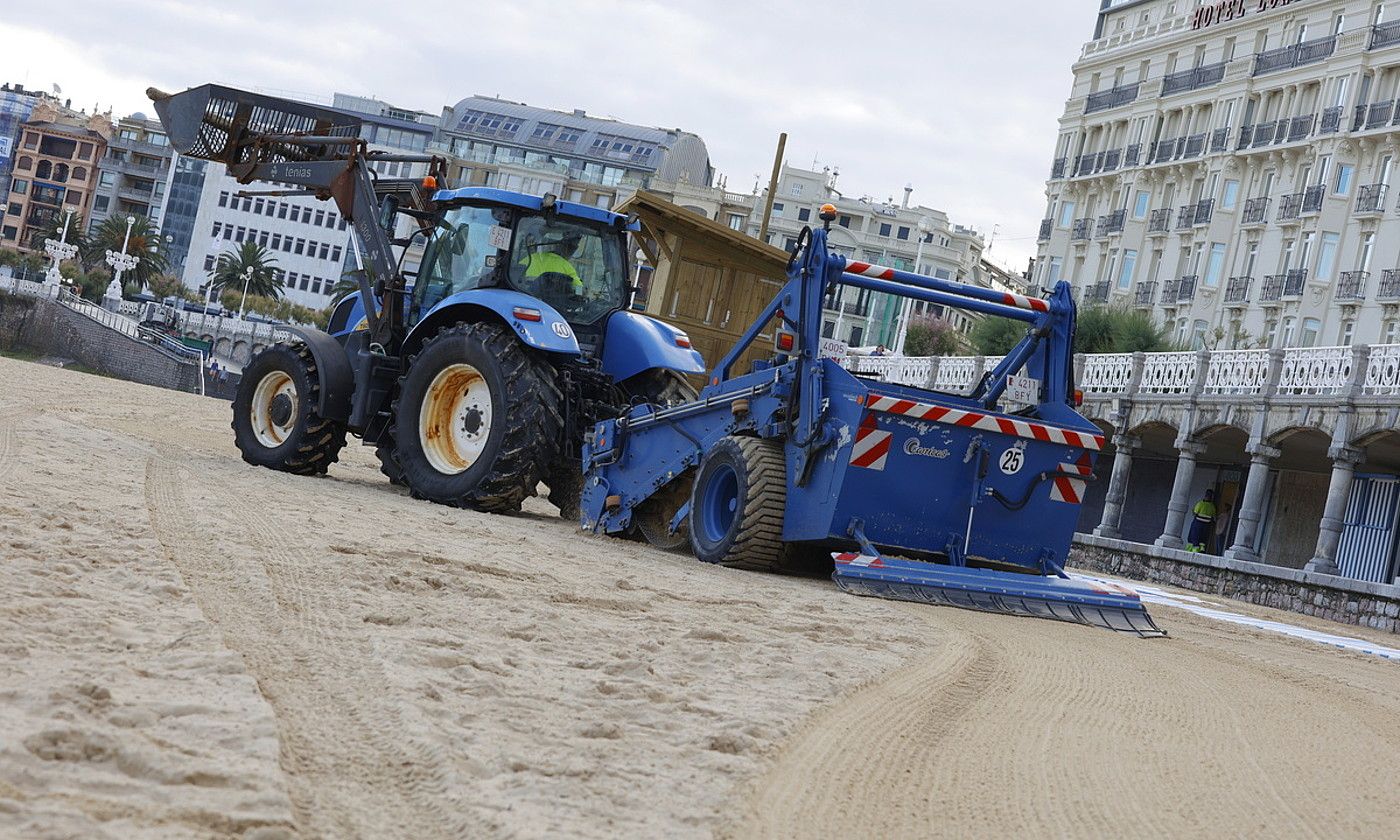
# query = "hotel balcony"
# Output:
<box><xmin>1175</xmin><ymin>275</ymin><xmax>1198</xmax><ymax>303</ymax></box>
<box><xmin>1370</xmin><ymin>20</ymin><xmax>1400</xmax><ymax>50</ymax></box>
<box><xmin>1224</xmin><ymin>276</ymin><xmax>1252</xmax><ymax>307</ymax></box>
<box><xmin>1253</xmin><ymin>35</ymin><xmax>1336</xmax><ymax>76</ymax></box>
<box><xmin>1051</xmin><ymin>157</ymin><xmax>1067</xmax><ymax>179</ymax></box>
<box><xmin>1175</xmin><ymin>204</ymin><xmax>1196</xmax><ymax>230</ymax></box>
<box><xmin>1284</xmin><ymin>268</ymin><xmax>1308</xmax><ymax>297</ymax></box>
<box><xmin>1097</xmin><ymin>209</ymin><xmax>1125</xmax><ymax>237</ymax></box>
<box><xmin>1147</xmin><ymin>208</ymin><xmax>1171</xmax><ymax>234</ymax></box>
<box><xmin>1071</xmin><ymin>218</ymin><xmax>1093</xmax><ymax>240</ymax></box>
<box><xmin>1260</xmin><ymin>274</ymin><xmax>1286</xmax><ymax>303</ymax></box>
<box><xmin>1337</xmin><ymin>271</ymin><xmax>1369</xmax><ymax>302</ymax></box>
<box><xmin>1319</xmin><ymin>105</ymin><xmax>1343</xmax><ymax>134</ymax></box>
<box><xmin>1241</xmin><ymin>196</ymin><xmax>1270</xmax><ymax>226</ymax></box>
<box><xmin>1378</xmin><ymin>269</ymin><xmax>1400</xmax><ymax>301</ymax></box>
<box><xmin>1038</xmin><ymin>218</ymin><xmax>1052</xmax><ymax>241</ymax></box>
<box><xmin>1085</xmin><ymin>281</ymin><xmax>1109</xmax><ymax>303</ymax></box>
<box><xmin>1133</xmin><ymin>281</ymin><xmax>1156</xmax><ymax>308</ymax></box>
<box><xmin>1194</xmin><ymin>198</ymin><xmax>1214</xmax><ymax>226</ymax></box>
<box><xmin>1160</xmin><ymin>61</ymin><xmax>1226</xmax><ymax>97</ymax></box>
<box><xmin>1085</xmin><ymin>82</ymin><xmax>1139</xmax><ymax>114</ymax></box>
<box><xmin>1302</xmin><ymin>184</ymin><xmax>1325</xmax><ymax>214</ymax></box>
<box><xmin>1124</xmin><ymin>143</ymin><xmax>1142</xmax><ymax>166</ymax></box>
<box><xmin>1277</xmin><ymin>192</ymin><xmax>1304</xmax><ymax>222</ymax></box>
<box><xmin>1356</xmin><ymin>183</ymin><xmax>1388</xmax><ymax>215</ymax></box>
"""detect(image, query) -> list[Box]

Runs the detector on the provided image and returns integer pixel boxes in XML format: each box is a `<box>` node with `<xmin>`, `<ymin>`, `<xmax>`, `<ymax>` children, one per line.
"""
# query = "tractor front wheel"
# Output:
<box><xmin>392</xmin><ymin>322</ymin><xmax>559</xmax><ymax>512</ymax></box>
<box><xmin>231</xmin><ymin>343</ymin><xmax>346</xmax><ymax>475</ymax></box>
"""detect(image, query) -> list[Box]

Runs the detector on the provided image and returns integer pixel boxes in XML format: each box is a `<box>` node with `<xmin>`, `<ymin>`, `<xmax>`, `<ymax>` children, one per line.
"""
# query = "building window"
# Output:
<box><xmin>204</xmin><ymin>255</ymin><xmax>215</xmax><ymax>271</ymax></box>
<box><xmin>728</xmin><ymin>213</ymin><xmax>744</xmax><ymax>230</ymax></box>
<box><xmin>1204</xmin><ymin>242</ymin><xmax>1226</xmax><ymax>287</ymax></box>
<box><xmin>1315</xmin><ymin>232</ymin><xmax>1339</xmax><ymax>280</ymax></box>
<box><xmin>278</xmin><ymin>204</ymin><xmax>288</xmax><ymax>219</ymax></box>
<box><xmin>6</xmin><ymin>202</ymin><xmax>18</xmax><ymax>216</ymax></box>
<box><xmin>218</xmin><ymin>191</ymin><xmax>228</xmax><ymax>207</ymax></box>
<box><xmin>879</xmin><ymin>222</ymin><xmax>892</xmax><ymax>237</ymax></box>
<box><xmin>1339</xmin><ymin>320</ymin><xmax>1354</xmax><ymax>346</ymax></box>
<box><xmin>790</xmin><ymin>183</ymin><xmax>803</xmax><ymax>197</ymax></box>
<box><xmin>1117</xmin><ymin>249</ymin><xmax>1138</xmax><ymax>289</ymax></box>
<box><xmin>98</xmin><ymin>172</ymin><xmax>116</xmax><ymax>188</ymax></box>
<box><xmin>798</xmin><ymin>207</ymin><xmax>811</xmax><ymax>222</ymax></box>
<box><xmin>1335</xmin><ymin>164</ymin><xmax>1354</xmax><ymax>195</ymax></box>
<box><xmin>849</xmin><ymin>325</ymin><xmax>864</xmax><ymax>346</ymax></box>
<box><xmin>1132</xmin><ymin>190</ymin><xmax>1149</xmax><ymax>219</ymax></box>
<box><xmin>318</xmin><ymin>243</ymin><xmax>330</xmax><ymax>260</ymax></box>
<box><xmin>331</xmin><ymin>246</ymin><xmax>342</xmax><ymax>262</ymax></box>
<box><xmin>90</xmin><ymin>195</ymin><xmax>108</xmax><ymax>213</ymax></box>
<box><xmin>1058</xmin><ymin>201</ymin><xmax>1076</xmax><ymax>227</ymax></box>
<box><xmin>11</xmin><ymin>179</ymin><xmax>26</xmax><ymax>195</ymax></box>
<box><xmin>771</xmin><ymin>202</ymin><xmax>784</xmax><ymax>217</ymax></box>
<box><xmin>1221</xmin><ymin>180</ymin><xmax>1239</xmax><ymax>210</ymax></box>
<box><xmin>1191</xmin><ymin>319</ymin><xmax>1209</xmax><ymax>349</ymax></box>
<box><xmin>822</xmin><ymin>320</ymin><xmax>835</xmax><ymax>338</ymax></box>
<box><xmin>1301</xmin><ymin>317</ymin><xmax>1321</xmax><ymax>347</ymax></box>
<box><xmin>896</xmin><ymin>226</ymin><xmax>910</xmax><ymax>240</ymax></box>
<box><xmin>838</xmin><ymin>215</ymin><xmax>851</xmax><ymax>228</ymax></box>
<box><xmin>1046</xmin><ymin>256</ymin><xmax>1063</xmax><ymax>285</ymax></box>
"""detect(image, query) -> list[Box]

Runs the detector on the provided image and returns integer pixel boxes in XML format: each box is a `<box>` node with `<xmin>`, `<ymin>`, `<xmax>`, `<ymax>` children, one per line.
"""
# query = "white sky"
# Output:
<box><xmin>1</xmin><ymin>0</ymin><xmax>1091</xmax><ymax>269</ymax></box>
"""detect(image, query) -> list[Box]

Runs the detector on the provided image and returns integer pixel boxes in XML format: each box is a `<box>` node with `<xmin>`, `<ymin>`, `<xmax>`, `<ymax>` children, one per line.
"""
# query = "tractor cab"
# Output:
<box><xmin>411</xmin><ymin>190</ymin><xmax>632</xmax><ymax>351</ymax></box>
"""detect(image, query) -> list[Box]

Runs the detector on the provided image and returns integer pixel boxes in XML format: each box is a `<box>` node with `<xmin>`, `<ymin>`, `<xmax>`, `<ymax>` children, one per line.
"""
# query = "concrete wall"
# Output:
<box><xmin>1071</xmin><ymin>534</ymin><xmax>1400</xmax><ymax>634</ymax></box>
<box><xmin>0</xmin><ymin>291</ymin><xmax>201</xmax><ymax>393</ymax></box>
<box><xmin>1076</xmin><ymin>454</ymin><xmax>1176</xmax><ymax>544</ymax></box>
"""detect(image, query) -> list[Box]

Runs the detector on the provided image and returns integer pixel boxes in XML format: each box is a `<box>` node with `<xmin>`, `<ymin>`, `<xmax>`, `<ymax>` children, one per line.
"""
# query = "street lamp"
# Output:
<box><xmin>103</xmin><ymin>215</ymin><xmax>140</xmax><ymax>311</ymax></box>
<box><xmin>43</xmin><ymin>208</ymin><xmax>79</xmax><ymax>288</ymax></box>
<box><xmin>893</xmin><ymin>216</ymin><xmax>932</xmax><ymax>356</ymax></box>
<box><xmin>238</xmin><ymin>264</ymin><xmax>255</xmax><ymax>320</ymax></box>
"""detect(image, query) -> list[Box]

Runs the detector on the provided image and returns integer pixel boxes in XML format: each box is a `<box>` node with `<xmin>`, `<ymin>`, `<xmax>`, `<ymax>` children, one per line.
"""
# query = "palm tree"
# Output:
<box><xmin>82</xmin><ymin>214</ymin><xmax>168</xmax><ymax>290</ymax></box>
<box><xmin>208</xmin><ymin>241</ymin><xmax>282</xmax><ymax>300</ymax></box>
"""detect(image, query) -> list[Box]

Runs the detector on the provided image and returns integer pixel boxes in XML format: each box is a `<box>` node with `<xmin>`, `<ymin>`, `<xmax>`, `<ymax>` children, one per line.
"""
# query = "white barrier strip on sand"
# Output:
<box><xmin>1072</xmin><ymin>575</ymin><xmax>1400</xmax><ymax>662</ymax></box>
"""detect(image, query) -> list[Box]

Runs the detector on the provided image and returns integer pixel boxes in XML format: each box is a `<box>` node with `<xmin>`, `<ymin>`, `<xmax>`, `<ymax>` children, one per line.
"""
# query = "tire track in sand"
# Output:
<box><xmin>727</xmin><ymin>603</ymin><xmax>1400</xmax><ymax>839</ymax></box>
<box><xmin>144</xmin><ymin>454</ymin><xmax>475</xmax><ymax>839</ymax></box>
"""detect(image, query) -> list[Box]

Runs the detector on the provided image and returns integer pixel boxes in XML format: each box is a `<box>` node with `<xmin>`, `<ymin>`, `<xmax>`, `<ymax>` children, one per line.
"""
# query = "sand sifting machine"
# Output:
<box><xmin>580</xmin><ymin>205</ymin><xmax>1164</xmax><ymax>636</ymax></box>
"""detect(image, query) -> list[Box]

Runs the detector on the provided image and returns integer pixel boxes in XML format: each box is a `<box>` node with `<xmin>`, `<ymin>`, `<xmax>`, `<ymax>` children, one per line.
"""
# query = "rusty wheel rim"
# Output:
<box><xmin>419</xmin><ymin>363</ymin><xmax>492</xmax><ymax>475</ymax></box>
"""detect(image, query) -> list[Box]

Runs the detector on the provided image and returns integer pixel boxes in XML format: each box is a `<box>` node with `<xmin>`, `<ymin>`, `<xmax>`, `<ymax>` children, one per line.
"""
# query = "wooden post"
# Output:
<box><xmin>756</xmin><ymin>133</ymin><xmax>787</xmax><ymax>244</ymax></box>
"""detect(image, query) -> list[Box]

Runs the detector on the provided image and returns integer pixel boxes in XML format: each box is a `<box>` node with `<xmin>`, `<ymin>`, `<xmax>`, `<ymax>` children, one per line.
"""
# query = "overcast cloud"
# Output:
<box><xmin>1</xmin><ymin>1</ymin><xmax>1089</xmax><ymax>269</ymax></box>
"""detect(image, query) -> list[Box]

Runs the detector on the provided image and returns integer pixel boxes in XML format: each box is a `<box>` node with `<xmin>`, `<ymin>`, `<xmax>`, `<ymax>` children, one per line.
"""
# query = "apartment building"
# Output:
<box><xmin>0</xmin><ymin>84</ymin><xmax>49</xmax><ymax>202</ymax></box>
<box><xmin>1</xmin><ymin>99</ymin><xmax>110</xmax><ymax>252</ymax></box>
<box><xmin>91</xmin><ymin>113</ymin><xmax>173</xmax><ymax>229</ymax></box>
<box><xmin>755</xmin><ymin>165</ymin><xmax>985</xmax><ymax>348</ymax></box>
<box><xmin>1038</xmin><ymin>0</ymin><xmax>1400</xmax><ymax>349</ymax></box>
<box><xmin>432</xmin><ymin>95</ymin><xmax>713</xmax><ymax>211</ymax></box>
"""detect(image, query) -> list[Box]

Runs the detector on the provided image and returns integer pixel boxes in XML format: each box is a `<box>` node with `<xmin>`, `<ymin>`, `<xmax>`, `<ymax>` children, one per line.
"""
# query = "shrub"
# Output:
<box><xmin>902</xmin><ymin>314</ymin><xmax>964</xmax><ymax>356</ymax></box>
<box><xmin>969</xmin><ymin>316</ymin><xmax>1025</xmax><ymax>356</ymax></box>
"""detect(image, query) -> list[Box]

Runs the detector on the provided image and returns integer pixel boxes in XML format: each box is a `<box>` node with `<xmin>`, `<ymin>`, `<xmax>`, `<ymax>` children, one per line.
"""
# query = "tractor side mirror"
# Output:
<box><xmin>378</xmin><ymin>195</ymin><xmax>399</xmax><ymax>232</ymax></box>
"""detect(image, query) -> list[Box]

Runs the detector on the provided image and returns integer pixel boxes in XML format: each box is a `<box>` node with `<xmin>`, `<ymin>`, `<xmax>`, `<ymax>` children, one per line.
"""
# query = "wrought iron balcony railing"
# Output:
<box><xmin>1148</xmin><ymin>208</ymin><xmax>1172</xmax><ymax>233</ymax></box>
<box><xmin>1183</xmin><ymin>133</ymin><xmax>1207</xmax><ymax>158</ymax></box>
<box><xmin>1085</xmin><ymin>82</ymin><xmax>1140</xmax><ymax>114</ymax></box>
<box><xmin>1038</xmin><ymin>218</ymin><xmax>1052</xmax><ymax>241</ymax></box>
<box><xmin>1085</xmin><ymin>281</ymin><xmax>1110</xmax><ymax>303</ymax></box>
<box><xmin>1356</xmin><ymin>183</ymin><xmax>1388</xmax><ymax>214</ymax></box>
<box><xmin>1176</xmin><ymin>275</ymin><xmax>1198</xmax><ymax>302</ymax></box>
<box><xmin>1194</xmin><ymin>198</ymin><xmax>1214</xmax><ymax>226</ymax></box>
<box><xmin>1284</xmin><ymin>268</ymin><xmax>1308</xmax><ymax>297</ymax></box>
<box><xmin>1337</xmin><ymin>270</ymin><xmax>1368</xmax><ymax>301</ymax></box>
<box><xmin>1302</xmin><ymin>184</ymin><xmax>1325</xmax><ymax>213</ymax></box>
<box><xmin>1210</xmin><ymin>127</ymin><xmax>1230</xmax><ymax>153</ymax></box>
<box><xmin>1097</xmin><ymin>209</ymin><xmax>1125</xmax><ymax>237</ymax></box>
<box><xmin>1242</xmin><ymin>196</ymin><xmax>1270</xmax><ymax>225</ymax></box>
<box><xmin>1159</xmin><ymin>277</ymin><xmax>1180</xmax><ymax>303</ymax></box>
<box><xmin>1224</xmin><ymin>276</ymin><xmax>1251</xmax><ymax>304</ymax></box>
<box><xmin>1277</xmin><ymin>192</ymin><xmax>1303</xmax><ymax>221</ymax></box>
<box><xmin>1124</xmin><ymin>143</ymin><xmax>1142</xmax><ymax>166</ymax></box>
<box><xmin>1253</xmin><ymin>35</ymin><xmax>1336</xmax><ymax>75</ymax></box>
<box><xmin>1134</xmin><ymin>281</ymin><xmax>1157</xmax><ymax>307</ymax></box>
<box><xmin>1379</xmin><ymin>269</ymin><xmax>1400</xmax><ymax>300</ymax></box>
<box><xmin>1287</xmin><ymin>113</ymin><xmax>1315</xmax><ymax>141</ymax></box>
<box><xmin>1176</xmin><ymin>204</ymin><xmax>1196</xmax><ymax>229</ymax></box>
<box><xmin>1260</xmin><ymin>274</ymin><xmax>1286</xmax><ymax>302</ymax></box>
<box><xmin>1320</xmin><ymin>105</ymin><xmax>1343</xmax><ymax>134</ymax></box>
<box><xmin>1071</xmin><ymin>218</ymin><xmax>1093</xmax><ymax>240</ymax></box>
<box><xmin>1152</xmin><ymin>138</ymin><xmax>1178</xmax><ymax>163</ymax></box>
<box><xmin>1365</xmin><ymin>100</ymin><xmax>1395</xmax><ymax>129</ymax></box>
<box><xmin>1161</xmin><ymin>61</ymin><xmax>1227</xmax><ymax>97</ymax></box>
<box><xmin>1237</xmin><ymin>124</ymin><xmax>1255</xmax><ymax>149</ymax></box>
<box><xmin>1251</xmin><ymin>119</ymin><xmax>1278</xmax><ymax>148</ymax></box>
<box><xmin>1371</xmin><ymin>20</ymin><xmax>1400</xmax><ymax>50</ymax></box>
<box><xmin>1051</xmin><ymin>157</ymin><xmax>1067</xmax><ymax>179</ymax></box>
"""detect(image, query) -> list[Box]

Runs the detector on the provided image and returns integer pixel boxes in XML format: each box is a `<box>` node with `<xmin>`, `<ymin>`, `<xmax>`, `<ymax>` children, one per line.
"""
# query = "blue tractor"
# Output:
<box><xmin>151</xmin><ymin>84</ymin><xmax>703</xmax><ymax>516</ymax></box>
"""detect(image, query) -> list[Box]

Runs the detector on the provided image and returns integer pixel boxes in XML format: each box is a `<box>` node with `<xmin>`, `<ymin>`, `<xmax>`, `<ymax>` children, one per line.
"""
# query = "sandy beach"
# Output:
<box><xmin>2</xmin><ymin>354</ymin><xmax>1398</xmax><ymax>839</ymax></box>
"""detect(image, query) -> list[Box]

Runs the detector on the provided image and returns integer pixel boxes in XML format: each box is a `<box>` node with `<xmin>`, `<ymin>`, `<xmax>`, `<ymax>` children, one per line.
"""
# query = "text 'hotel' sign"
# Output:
<box><xmin>1193</xmin><ymin>0</ymin><xmax>1305</xmax><ymax>31</ymax></box>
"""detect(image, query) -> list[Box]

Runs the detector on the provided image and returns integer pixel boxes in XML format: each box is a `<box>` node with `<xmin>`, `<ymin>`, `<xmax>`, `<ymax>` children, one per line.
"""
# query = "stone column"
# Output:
<box><xmin>1305</xmin><ymin>448</ymin><xmax>1363</xmax><ymax>575</ymax></box>
<box><xmin>1224</xmin><ymin>444</ymin><xmax>1281</xmax><ymax>563</ymax></box>
<box><xmin>1155</xmin><ymin>440</ymin><xmax>1204</xmax><ymax>548</ymax></box>
<box><xmin>1094</xmin><ymin>434</ymin><xmax>1139</xmax><ymax>539</ymax></box>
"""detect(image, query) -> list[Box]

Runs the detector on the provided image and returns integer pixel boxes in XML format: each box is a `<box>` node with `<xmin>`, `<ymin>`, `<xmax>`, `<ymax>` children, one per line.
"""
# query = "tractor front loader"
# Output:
<box><xmin>580</xmin><ymin>205</ymin><xmax>1165</xmax><ymax>635</ymax></box>
<box><xmin>151</xmin><ymin>84</ymin><xmax>705</xmax><ymax>514</ymax></box>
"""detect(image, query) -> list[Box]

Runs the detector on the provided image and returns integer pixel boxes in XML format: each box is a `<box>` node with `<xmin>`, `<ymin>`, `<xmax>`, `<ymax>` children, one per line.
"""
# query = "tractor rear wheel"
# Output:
<box><xmin>231</xmin><ymin>342</ymin><xmax>346</xmax><ymax>475</ymax></box>
<box><xmin>392</xmin><ymin>321</ymin><xmax>559</xmax><ymax>513</ymax></box>
<box><xmin>689</xmin><ymin>436</ymin><xmax>790</xmax><ymax>571</ymax></box>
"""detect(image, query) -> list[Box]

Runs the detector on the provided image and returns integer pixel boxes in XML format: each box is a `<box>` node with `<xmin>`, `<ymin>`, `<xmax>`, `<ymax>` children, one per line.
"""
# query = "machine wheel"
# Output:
<box><xmin>375</xmin><ymin>436</ymin><xmax>406</xmax><ymax>486</ymax></box>
<box><xmin>545</xmin><ymin>466</ymin><xmax>583</xmax><ymax>520</ymax></box>
<box><xmin>689</xmin><ymin>436</ymin><xmax>790</xmax><ymax>571</ymax></box>
<box><xmin>623</xmin><ymin>368</ymin><xmax>698</xmax><ymax>407</ymax></box>
<box><xmin>231</xmin><ymin>342</ymin><xmax>346</xmax><ymax>475</ymax></box>
<box><xmin>391</xmin><ymin>321</ymin><xmax>560</xmax><ymax>513</ymax></box>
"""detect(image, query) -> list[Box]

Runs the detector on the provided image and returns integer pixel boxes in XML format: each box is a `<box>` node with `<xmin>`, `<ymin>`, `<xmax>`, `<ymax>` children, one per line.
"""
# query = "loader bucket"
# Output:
<box><xmin>148</xmin><ymin>83</ymin><xmax>361</xmax><ymax>167</ymax></box>
<box><xmin>832</xmin><ymin>553</ymin><xmax>1166</xmax><ymax>637</ymax></box>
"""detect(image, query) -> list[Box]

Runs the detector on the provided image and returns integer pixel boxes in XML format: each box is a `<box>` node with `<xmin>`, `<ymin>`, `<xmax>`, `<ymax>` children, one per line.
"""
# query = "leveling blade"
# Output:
<box><xmin>833</xmin><ymin>553</ymin><xmax>1166</xmax><ymax>637</ymax></box>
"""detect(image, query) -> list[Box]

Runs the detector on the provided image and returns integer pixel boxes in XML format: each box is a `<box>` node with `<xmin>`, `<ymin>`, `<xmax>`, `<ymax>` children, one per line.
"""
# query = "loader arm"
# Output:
<box><xmin>148</xmin><ymin>84</ymin><xmax>447</xmax><ymax>351</ymax></box>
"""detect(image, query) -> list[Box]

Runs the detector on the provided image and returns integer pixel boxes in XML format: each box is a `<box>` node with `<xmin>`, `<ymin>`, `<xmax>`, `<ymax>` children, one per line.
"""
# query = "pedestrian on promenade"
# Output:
<box><xmin>1186</xmin><ymin>489</ymin><xmax>1216</xmax><ymax>553</ymax></box>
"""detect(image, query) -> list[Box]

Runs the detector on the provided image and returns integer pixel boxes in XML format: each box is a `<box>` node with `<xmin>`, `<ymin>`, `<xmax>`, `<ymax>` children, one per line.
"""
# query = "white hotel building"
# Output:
<box><xmin>1038</xmin><ymin>0</ymin><xmax>1400</xmax><ymax>350</ymax></box>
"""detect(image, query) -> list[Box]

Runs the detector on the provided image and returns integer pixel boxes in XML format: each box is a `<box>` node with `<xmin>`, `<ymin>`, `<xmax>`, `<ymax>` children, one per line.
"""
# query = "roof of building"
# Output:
<box><xmin>440</xmin><ymin>95</ymin><xmax>711</xmax><ymax>182</ymax></box>
<box><xmin>22</xmin><ymin>120</ymin><xmax>107</xmax><ymax>141</ymax></box>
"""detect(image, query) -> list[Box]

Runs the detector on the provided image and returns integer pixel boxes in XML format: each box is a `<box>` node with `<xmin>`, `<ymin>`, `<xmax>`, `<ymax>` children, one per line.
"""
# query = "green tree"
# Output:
<box><xmin>82</xmin><ymin>215</ymin><xmax>168</xmax><ymax>289</ymax></box>
<box><xmin>145</xmin><ymin>273</ymin><xmax>187</xmax><ymax>300</ymax></box>
<box><xmin>969</xmin><ymin>316</ymin><xmax>1026</xmax><ymax>356</ymax></box>
<box><xmin>209</xmin><ymin>241</ymin><xmax>282</xmax><ymax>300</ymax></box>
<box><xmin>903</xmin><ymin>314</ymin><xmax>964</xmax><ymax>356</ymax></box>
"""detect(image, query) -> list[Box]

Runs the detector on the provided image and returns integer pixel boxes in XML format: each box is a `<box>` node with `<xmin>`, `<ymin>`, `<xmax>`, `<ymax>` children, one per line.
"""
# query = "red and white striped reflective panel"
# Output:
<box><xmin>863</xmin><ymin>395</ymin><xmax>1105</xmax><ymax>451</ymax></box>
<box><xmin>833</xmin><ymin>552</ymin><xmax>884</xmax><ymax>568</ymax></box>
<box><xmin>849</xmin><ymin>413</ymin><xmax>892</xmax><ymax>471</ymax></box>
<box><xmin>843</xmin><ymin>260</ymin><xmax>1050</xmax><ymax>313</ymax></box>
<box><xmin>1050</xmin><ymin>451</ymin><xmax>1094</xmax><ymax>504</ymax></box>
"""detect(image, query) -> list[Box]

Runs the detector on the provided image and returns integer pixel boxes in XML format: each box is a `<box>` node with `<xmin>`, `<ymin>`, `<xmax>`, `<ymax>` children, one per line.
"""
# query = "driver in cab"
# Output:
<box><xmin>520</xmin><ymin>233</ymin><xmax>584</xmax><ymax>296</ymax></box>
